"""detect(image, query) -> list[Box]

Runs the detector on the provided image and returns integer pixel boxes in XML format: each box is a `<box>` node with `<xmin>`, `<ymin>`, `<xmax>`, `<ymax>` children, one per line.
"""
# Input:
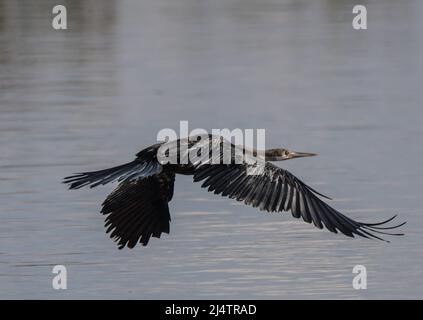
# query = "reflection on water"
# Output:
<box><xmin>0</xmin><ymin>0</ymin><xmax>422</xmax><ymax>299</ymax></box>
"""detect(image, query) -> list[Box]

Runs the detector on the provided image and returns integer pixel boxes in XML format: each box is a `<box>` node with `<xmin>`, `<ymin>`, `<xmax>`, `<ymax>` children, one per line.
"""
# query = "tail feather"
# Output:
<box><xmin>63</xmin><ymin>161</ymin><xmax>140</xmax><ymax>189</ymax></box>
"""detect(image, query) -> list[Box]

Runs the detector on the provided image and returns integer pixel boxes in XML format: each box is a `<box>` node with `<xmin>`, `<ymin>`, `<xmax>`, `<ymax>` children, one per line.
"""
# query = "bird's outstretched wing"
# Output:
<box><xmin>193</xmin><ymin>161</ymin><xmax>405</xmax><ymax>241</ymax></box>
<box><xmin>101</xmin><ymin>172</ymin><xmax>175</xmax><ymax>249</ymax></box>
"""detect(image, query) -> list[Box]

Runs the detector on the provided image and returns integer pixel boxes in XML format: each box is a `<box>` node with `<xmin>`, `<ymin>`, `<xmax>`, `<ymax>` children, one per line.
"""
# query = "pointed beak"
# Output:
<box><xmin>289</xmin><ymin>151</ymin><xmax>317</xmax><ymax>159</ymax></box>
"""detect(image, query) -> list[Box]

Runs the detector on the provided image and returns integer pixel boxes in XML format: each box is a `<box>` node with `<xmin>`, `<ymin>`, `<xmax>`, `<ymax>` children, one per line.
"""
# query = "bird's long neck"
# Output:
<box><xmin>243</xmin><ymin>148</ymin><xmax>281</xmax><ymax>161</ymax></box>
<box><xmin>264</xmin><ymin>149</ymin><xmax>283</xmax><ymax>161</ymax></box>
<box><xmin>242</xmin><ymin>147</ymin><xmax>265</xmax><ymax>160</ymax></box>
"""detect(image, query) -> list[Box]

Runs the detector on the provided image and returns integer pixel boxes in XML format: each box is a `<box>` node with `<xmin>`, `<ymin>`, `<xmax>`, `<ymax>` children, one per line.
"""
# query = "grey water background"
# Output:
<box><xmin>0</xmin><ymin>0</ymin><xmax>422</xmax><ymax>299</ymax></box>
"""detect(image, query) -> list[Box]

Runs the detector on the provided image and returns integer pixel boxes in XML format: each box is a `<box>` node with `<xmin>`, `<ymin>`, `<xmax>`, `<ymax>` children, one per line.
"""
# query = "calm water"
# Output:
<box><xmin>0</xmin><ymin>0</ymin><xmax>422</xmax><ymax>299</ymax></box>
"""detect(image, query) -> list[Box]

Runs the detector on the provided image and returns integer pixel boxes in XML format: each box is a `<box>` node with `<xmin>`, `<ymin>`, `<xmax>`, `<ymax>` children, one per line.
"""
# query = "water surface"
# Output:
<box><xmin>0</xmin><ymin>0</ymin><xmax>422</xmax><ymax>299</ymax></box>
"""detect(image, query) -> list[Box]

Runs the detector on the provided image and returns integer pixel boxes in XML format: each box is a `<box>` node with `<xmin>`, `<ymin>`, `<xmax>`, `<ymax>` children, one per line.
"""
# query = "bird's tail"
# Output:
<box><xmin>63</xmin><ymin>161</ymin><xmax>140</xmax><ymax>189</ymax></box>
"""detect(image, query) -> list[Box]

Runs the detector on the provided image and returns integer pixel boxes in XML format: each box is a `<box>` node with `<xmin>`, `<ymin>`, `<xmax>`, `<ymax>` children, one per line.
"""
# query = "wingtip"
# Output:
<box><xmin>358</xmin><ymin>214</ymin><xmax>406</xmax><ymax>241</ymax></box>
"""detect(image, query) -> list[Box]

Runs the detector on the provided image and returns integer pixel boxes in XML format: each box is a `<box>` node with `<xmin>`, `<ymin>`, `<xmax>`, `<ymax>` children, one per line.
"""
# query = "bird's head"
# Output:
<box><xmin>265</xmin><ymin>148</ymin><xmax>317</xmax><ymax>161</ymax></box>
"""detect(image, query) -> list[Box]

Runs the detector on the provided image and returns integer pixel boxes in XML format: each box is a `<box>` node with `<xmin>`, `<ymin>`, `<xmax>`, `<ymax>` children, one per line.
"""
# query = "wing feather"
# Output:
<box><xmin>101</xmin><ymin>172</ymin><xmax>175</xmax><ymax>249</ymax></box>
<box><xmin>193</xmin><ymin>161</ymin><xmax>404</xmax><ymax>241</ymax></box>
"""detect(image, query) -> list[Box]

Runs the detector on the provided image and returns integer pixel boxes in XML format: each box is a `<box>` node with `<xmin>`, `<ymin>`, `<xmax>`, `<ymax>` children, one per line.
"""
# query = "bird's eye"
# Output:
<box><xmin>284</xmin><ymin>150</ymin><xmax>290</xmax><ymax>156</ymax></box>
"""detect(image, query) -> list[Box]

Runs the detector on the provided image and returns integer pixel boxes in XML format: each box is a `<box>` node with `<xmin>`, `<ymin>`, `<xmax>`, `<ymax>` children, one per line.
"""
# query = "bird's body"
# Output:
<box><xmin>64</xmin><ymin>135</ymin><xmax>404</xmax><ymax>249</ymax></box>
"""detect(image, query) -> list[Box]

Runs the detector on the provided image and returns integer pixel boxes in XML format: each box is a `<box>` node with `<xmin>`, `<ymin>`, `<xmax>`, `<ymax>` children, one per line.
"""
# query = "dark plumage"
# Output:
<box><xmin>63</xmin><ymin>135</ymin><xmax>405</xmax><ymax>249</ymax></box>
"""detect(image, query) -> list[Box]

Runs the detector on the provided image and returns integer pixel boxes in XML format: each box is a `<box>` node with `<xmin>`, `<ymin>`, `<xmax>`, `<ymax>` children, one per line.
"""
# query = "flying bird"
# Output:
<box><xmin>63</xmin><ymin>135</ymin><xmax>404</xmax><ymax>249</ymax></box>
